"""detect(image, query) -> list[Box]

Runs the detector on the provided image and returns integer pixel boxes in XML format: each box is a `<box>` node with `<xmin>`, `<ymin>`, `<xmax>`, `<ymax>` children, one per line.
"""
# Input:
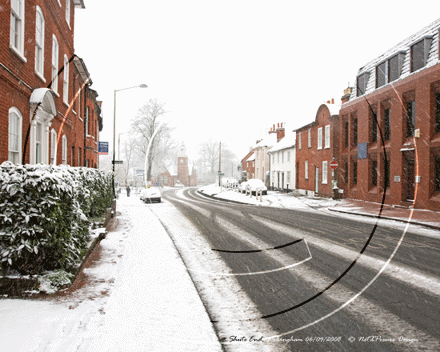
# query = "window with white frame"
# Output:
<box><xmin>282</xmin><ymin>151</ymin><xmax>284</xmax><ymax>163</ymax></box>
<box><xmin>51</xmin><ymin>35</ymin><xmax>59</xmax><ymax>93</ymax></box>
<box><xmin>62</xmin><ymin>135</ymin><xmax>67</xmax><ymax>164</ymax></box>
<box><xmin>305</xmin><ymin>160</ymin><xmax>308</xmax><ymax>180</ymax></box>
<box><xmin>9</xmin><ymin>107</ymin><xmax>22</xmax><ymax>164</ymax></box>
<box><xmin>10</xmin><ymin>0</ymin><xmax>25</xmax><ymax>57</ymax></box>
<box><xmin>322</xmin><ymin>161</ymin><xmax>328</xmax><ymax>184</ymax></box>
<box><xmin>325</xmin><ymin>125</ymin><xmax>330</xmax><ymax>148</ymax></box>
<box><xmin>35</xmin><ymin>7</ymin><xmax>45</xmax><ymax>77</ymax></box>
<box><xmin>287</xmin><ymin>171</ymin><xmax>291</xmax><ymax>184</ymax></box>
<box><xmin>85</xmin><ymin>106</ymin><xmax>89</xmax><ymax>135</ymax></box>
<box><xmin>66</xmin><ymin>0</ymin><xmax>71</xmax><ymax>27</ymax></box>
<box><xmin>63</xmin><ymin>55</ymin><xmax>69</xmax><ymax>104</ymax></box>
<box><xmin>35</xmin><ymin>122</ymin><xmax>43</xmax><ymax>164</ymax></box>
<box><xmin>50</xmin><ymin>129</ymin><xmax>57</xmax><ymax>165</ymax></box>
<box><xmin>287</xmin><ymin>151</ymin><xmax>290</xmax><ymax>162</ymax></box>
<box><xmin>298</xmin><ymin>132</ymin><xmax>302</xmax><ymax>150</ymax></box>
<box><xmin>317</xmin><ymin>127</ymin><xmax>323</xmax><ymax>150</ymax></box>
<box><xmin>308</xmin><ymin>129</ymin><xmax>311</xmax><ymax>148</ymax></box>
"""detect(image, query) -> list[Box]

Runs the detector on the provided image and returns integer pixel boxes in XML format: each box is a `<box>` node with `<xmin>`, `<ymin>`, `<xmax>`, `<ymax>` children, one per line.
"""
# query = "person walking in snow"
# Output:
<box><xmin>126</xmin><ymin>186</ymin><xmax>131</xmax><ymax>197</ymax></box>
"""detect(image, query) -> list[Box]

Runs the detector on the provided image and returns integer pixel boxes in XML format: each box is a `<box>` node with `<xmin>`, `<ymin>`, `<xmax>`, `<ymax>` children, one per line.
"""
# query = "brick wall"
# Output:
<box><xmin>296</xmin><ymin>104</ymin><xmax>339</xmax><ymax>197</ymax></box>
<box><xmin>339</xmin><ymin>63</ymin><xmax>440</xmax><ymax>211</ymax></box>
<box><xmin>1</xmin><ymin>1</ymin><xmax>100</xmax><ymax>168</ymax></box>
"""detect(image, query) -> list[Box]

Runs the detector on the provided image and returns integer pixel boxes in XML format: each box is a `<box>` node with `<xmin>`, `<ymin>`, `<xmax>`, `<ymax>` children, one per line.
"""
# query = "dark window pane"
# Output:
<box><xmin>344</xmin><ymin>161</ymin><xmax>348</xmax><ymax>183</ymax></box>
<box><xmin>356</xmin><ymin>73</ymin><xmax>368</xmax><ymax>97</ymax></box>
<box><xmin>384</xmin><ymin>157</ymin><xmax>390</xmax><ymax>189</ymax></box>
<box><xmin>376</xmin><ymin>62</ymin><xmax>386</xmax><ymax>88</ymax></box>
<box><xmin>344</xmin><ymin>121</ymin><xmax>349</xmax><ymax>147</ymax></box>
<box><xmin>353</xmin><ymin>161</ymin><xmax>357</xmax><ymax>185</ymax></box>
<box><xmin>411</xmin><ymin>40</ymin><xmax>425</xmax><ymax>72</ymax></box>
<box><xmin>371</xmin><ymin>111</ymin><xmax>377</xmax><ymax>143</ymax></box>
<box><xmin>372</xmin><ymin>160</ymin><xmax>378</xmax><ymax>186</ymax></box>
<box><xmin>435</xmin><ymin>92</ymin><xmax>440</xmax><ymax>133</ymax></box>
<box><xmin>435</xmin><ymin>156</ymin><xmax>440</xmax><ymax>191</ymax></box>
<box><xmin>353</xmin><ymin>118</ymin><xmax>358</xmax><ymax>145</ymax></box>
<box><xmin>388</xmin><ymin>55</ymin><xmax>399</xmax><ymax>82</ymax></box>
<box><xmin>406</xmin><ymin>101</ymin><xmax>416</xmax><ymax>137</ymax></box>
<box><xmin>384</xmin><ymin>108</ymin><xmax>391</xmax><ymax>141</ymax></box>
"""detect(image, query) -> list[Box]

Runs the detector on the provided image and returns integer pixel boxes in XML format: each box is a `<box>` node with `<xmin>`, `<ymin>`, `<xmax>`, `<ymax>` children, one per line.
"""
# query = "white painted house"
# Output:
<box><xmin>268</xmin><ymin>132</ymin><xmax>296</xmax><ymax>190</ymax></box>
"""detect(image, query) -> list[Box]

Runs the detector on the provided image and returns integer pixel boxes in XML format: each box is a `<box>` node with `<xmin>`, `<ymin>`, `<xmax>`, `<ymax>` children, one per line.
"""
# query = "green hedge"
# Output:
<box><xmin>0</xmin><ymin>162</ymin><xmax>113</xmax><ymax>275</ymax></box>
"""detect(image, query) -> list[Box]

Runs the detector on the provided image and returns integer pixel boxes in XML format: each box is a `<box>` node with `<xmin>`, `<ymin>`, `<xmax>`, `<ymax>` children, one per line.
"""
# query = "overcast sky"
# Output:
<box><xmin>74</xmin><ymin>1</ymin><xmax>439</xmax><ymax>162</ymax></box>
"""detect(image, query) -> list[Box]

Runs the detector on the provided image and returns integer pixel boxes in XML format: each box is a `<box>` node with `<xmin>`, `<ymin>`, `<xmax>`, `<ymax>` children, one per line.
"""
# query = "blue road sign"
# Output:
<box><xmin>99</xmin><ymin>141</ymin><xmax>109</xmax><ymax>155</ymax></box>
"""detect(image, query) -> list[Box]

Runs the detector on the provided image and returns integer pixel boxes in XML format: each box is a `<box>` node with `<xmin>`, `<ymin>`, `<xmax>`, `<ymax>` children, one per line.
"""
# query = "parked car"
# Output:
<box><xmin>238</xmin><ymin>181</ymin><xmax>249</xmax><ymax>193</ymax></box>
<box><xmin>246</xmin><ymin>179</ymin><xmax>268</xmax><ymax>195</ymax></box>
<box><xmin>140</xmin><ymin>187</ymin><xmax>161</xmax><ymax>203</ymax></box>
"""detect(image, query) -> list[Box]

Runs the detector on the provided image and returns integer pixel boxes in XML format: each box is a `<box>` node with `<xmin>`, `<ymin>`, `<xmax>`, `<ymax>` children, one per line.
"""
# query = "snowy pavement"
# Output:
<box><xmin>0</xmin><ymin>195</ymin><xmax>222</xmax><ymax>352</ymax></box>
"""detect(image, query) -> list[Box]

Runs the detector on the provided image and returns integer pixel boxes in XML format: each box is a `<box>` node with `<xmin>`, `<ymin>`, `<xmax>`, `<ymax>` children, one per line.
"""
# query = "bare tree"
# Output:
<box><xmin>197</xmin><ymin>140</ymin><xmax>237</xmax><ymax>182</ymax></box>
<box><xmin>197</xmin><ymin>139</ymin><xmax>220</xmax><ymax>174</ymax></box>
<box><xmin>130</xmin><ymin>98</ymin><xmax>175</xmax><ymax>183</ymax></box>
<box><xmin>119</xmin><ymin>136</ymin><xmax>139</xmax><ymax>185</ymax></box>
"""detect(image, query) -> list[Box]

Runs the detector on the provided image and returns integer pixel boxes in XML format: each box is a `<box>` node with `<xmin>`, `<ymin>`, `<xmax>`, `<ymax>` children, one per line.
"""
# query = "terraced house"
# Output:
<box><xmin>339</xmin><ymin>18</ymin><xmax>440</xmax><ymax>211</ymax></box>
<box><xmin>0</xmin><ymin>0</ymin><xmax>102</xmax><ymax>168</ymax></box>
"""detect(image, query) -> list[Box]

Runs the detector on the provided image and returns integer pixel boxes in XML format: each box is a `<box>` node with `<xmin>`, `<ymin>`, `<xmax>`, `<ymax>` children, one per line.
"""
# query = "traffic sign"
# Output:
<box><xmin>112</xmin><ymin>160</ymin><xmax>123</xmax><ymax>165</ymax></box>
<box><xmin>98</xmin><ymin>141</ymin><xmax>109</xmax><ymax>155</ymax></box>
<box><xmin>330</xmin><ymin>160</ymin><xmax>338</xmax><ymax>169</ymax></box>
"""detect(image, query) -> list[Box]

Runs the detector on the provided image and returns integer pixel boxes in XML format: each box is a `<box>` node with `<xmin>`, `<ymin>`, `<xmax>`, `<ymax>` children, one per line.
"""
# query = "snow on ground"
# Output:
<box><xmin>0</xmin><ymin>195</ymin><xmax>222</xmax><ymax>352</ymax></box>
<box><xmin>1</xmin><ymin>185</ymin><xmax>437</xmax><ymax>352</ymax></box>
<box><xmin>199</xmin><ymin>184</ymin><xmax>337</xmax><ymax>209</ymax></box>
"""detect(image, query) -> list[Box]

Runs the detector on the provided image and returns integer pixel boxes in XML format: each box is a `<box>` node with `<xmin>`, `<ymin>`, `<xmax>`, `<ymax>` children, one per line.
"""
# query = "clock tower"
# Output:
<box><xmin>177</xmin><ymin>143</ymin><xmax>189</xmax><ymax>186</ymax></box>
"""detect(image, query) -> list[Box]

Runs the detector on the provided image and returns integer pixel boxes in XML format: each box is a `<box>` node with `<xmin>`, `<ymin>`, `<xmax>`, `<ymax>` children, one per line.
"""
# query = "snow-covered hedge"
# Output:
<box><xmin>0</xmin><ymin>162</ymin><xmax>113</xmax><ymax>275</ymax></box>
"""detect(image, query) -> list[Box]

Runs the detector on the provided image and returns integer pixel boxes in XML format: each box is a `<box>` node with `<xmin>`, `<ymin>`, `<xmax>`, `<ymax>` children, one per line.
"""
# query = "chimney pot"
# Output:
<box><xmin>332</xmin><ymin>98</ymin><xmax>335</xmax><ymax>104</ymax></box>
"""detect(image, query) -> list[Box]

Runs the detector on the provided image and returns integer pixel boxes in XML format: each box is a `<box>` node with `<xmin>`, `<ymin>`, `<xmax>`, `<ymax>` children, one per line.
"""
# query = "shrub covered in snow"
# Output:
<box><xmin>38</xmin><ymin>269</ymin><xmax>75</xmax><ymax>294</ymax></box>
<box><xmin>0</xmin><ymin>162</ymin><xmax>113</xmax><ymax>275</ymax></box>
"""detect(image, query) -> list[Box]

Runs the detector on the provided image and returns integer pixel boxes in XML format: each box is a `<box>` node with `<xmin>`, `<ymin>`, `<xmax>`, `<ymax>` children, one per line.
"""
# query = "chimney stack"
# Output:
<box><xmin>341</xmin><ymin>87</ymin><xmax>353</xmax><ymax>104</ymax></box>
<box><xmin>276</xmin><ymin>122</ymin><xmax>285</xmax><ymax>142</ymax></box>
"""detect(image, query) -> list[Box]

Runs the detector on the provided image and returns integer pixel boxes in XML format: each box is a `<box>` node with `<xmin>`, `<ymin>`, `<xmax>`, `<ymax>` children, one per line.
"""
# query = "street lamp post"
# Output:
<box><xmin>112</xmin><ymin>84</ymin><xmax>147</xmax><ymax>196</ymax></box>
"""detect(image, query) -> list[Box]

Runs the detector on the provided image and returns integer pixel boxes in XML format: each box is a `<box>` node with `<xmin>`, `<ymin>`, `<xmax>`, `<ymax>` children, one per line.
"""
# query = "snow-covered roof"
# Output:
<box><xmin>255</xmin><ymin>132</ymin><xmax>277</xmax><ymax>149</ymax></box>
<box><xmin>350</xmin><ymin>18</ymin><xmax>440</xmax><ymax>101</ymax></box>
<box><xmin>325</xmin><ymin>103</ymin><xmax>341</xmax><ymax>116</ymax></box>
<box><xmin>294</xmin><ymin>103</ymin><xmax>341</xmax><ymax>132</ymax></box>
<box><xmin>268</xmin><ymin>132</ymin><xmax>296</xmax><ymax>153</ymax></box>
<box><xmin>29</xmin><ymin>88</ymin><xmax>57</xmax><ymax>117</ymax></box>
<box><xmin>74</xmin><ymin>0</ymin><xmax>85</xmax><ymax>8</ymax></box>
<box><xmin>246</xmin><ymin>154</ymin><xmax>255</xmax><ymax>162</ymax></box>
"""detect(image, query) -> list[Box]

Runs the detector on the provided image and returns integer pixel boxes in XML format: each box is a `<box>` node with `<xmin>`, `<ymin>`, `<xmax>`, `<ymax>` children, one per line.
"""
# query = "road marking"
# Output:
<box><xmin>252</xmin><ymin>215</ymin><xmax>440</xmax><ymax>297</ymax></box>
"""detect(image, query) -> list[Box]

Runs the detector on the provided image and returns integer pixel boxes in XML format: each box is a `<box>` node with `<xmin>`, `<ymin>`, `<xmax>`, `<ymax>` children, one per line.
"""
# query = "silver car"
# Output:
<box><xmin>140</xmin><ymin>187</ymin><xmax>161</xmax><ymax>203</ymax></box>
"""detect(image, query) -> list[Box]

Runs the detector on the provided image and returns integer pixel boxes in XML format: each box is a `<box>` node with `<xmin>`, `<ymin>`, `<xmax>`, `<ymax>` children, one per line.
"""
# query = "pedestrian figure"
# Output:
<box><xmin>126</xmin><ymin>186</ymin><xmax>131</xmax><ymax>197</ymax></box>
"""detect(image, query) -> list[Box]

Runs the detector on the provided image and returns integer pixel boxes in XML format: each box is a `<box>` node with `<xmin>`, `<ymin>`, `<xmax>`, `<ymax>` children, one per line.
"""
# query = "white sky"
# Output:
<box><xmin>74</xmin><ymin>1</ymin><xmax>440</xmax><ymax>161</ymax></box>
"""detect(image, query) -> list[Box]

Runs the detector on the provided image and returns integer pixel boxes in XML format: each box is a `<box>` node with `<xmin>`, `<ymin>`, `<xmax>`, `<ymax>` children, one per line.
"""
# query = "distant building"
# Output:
<box><xmin>1</xmin><ymin>0</ymin><xmax>102</xmax><ymax>168</ymax></box>
<box><xmin>295</xmin><ymin>102</ymin><xmax>340</xmax><ymax>197</ymax></box>
<box><xmin>254</xmin><ymin>123</ymin><xmax>285</xmax><ymax>184</ymax></box>
<box><xmin>154</xmin><ymin>144</ymin><xmax>197</xmax><ymax>187</ymax></box>
<box><xmin>268</xmin><ymin>131</ymin><xmax>296</xmax><ymax>191</ymax></box>
<box><xmin>241</xmin><ymin>149</ymin><xmax>255</xmax><ymax>181</ymax></box>
<box><xmin>339</xmin><ymin>18</ymin><xmax>440</xmax><ymax>211</ymax></box>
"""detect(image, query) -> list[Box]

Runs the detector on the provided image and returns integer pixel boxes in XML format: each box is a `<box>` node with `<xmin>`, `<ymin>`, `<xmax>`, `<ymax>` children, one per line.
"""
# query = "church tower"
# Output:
<box><xmin>177</xmin><ymin>143</ymin><xmax>189</xmax><ymax>186</ymax></box>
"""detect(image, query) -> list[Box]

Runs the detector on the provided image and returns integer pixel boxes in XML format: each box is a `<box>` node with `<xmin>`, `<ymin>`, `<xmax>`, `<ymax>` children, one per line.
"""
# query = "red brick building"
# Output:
<box><xmin>1</xmin><ymin>0</ymin><xmax>102</xmax><ymax>168</ymax></box>
<box><xmin>295</xmin><ymin>102</ymin><xmax>340</xmax><ymax>197</ymax></box>
<box><xmin>339</xmin><ymin>19</ymin><xmax>440</xmax><ymax>211</ymax></box>
<box><xmin>241</xmin><ymin>149</ymin><xmax>255</xmax><ymax>180</ymax></box>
